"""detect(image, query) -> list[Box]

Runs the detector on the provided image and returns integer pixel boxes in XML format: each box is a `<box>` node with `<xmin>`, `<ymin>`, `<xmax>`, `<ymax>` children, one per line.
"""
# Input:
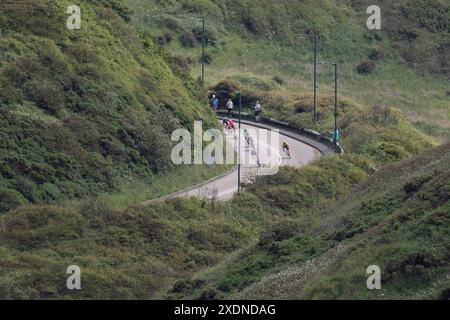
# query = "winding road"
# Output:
<box><xmin>146</xmin><ymin>119</ymin><xmax>329</xmax><ymax>204</ymax></box>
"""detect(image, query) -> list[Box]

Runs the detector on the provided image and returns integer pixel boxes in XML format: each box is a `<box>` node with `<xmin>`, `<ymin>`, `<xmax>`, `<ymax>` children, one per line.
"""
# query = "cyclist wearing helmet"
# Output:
<box><xmin>282</xmin><ymin>141</ymin><xmax>291</xmax><ymax>158</ymax></box>
<box><xmin>227</xmin><ymin>119</ymin><xmax>237</xmax><ymax>131</ymax></box>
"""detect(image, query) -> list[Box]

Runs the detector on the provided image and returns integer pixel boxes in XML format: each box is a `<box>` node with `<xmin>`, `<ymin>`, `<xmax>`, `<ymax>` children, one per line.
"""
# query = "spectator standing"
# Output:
<box><xmin>211</xmin><ymin>95</ymin><xmax>219</xmax><ymax>111</ymax></box>
<box><xmin>254</xmin><ymin>101</ymin><xmax>262</xmax><ymax>121</ymax></box>
<box><xmin>226</xmin><ymin>99</ymin><xmax>234</xmax><ymax>117</ymax></box>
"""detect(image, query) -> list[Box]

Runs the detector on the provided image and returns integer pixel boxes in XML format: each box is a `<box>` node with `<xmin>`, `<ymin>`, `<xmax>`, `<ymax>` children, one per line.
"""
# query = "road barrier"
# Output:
<box><xmin>217</xmin><ymin>110</ymin><xmax>344</xmax><ymax>155</ymax></box>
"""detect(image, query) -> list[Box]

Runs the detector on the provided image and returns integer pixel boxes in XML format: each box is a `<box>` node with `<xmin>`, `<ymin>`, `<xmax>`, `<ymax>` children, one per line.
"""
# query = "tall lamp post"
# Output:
<box><xmin>189</xmin><ymin>16</ymin><xmax>206</xmax><ymax>83</ymax></box>
<box><xmin>148</xmin><ymin>14</ymin><xmax>207</xmax><ymax>82</ymax></box>
<box><xmin>332</xmin><ymin>63</ymin><xmax>339</xmax><ymax>153</ymax></box>
<box><xmin>237</xmin><ymin>91</ymin><xmax>242</xmax><ymax>192</ymax></box>
<box><xmin>313</xmin><ymin>35</ymin><xmax>317</xmax><ymax>122</ymax></box>
<box><xmin>317</xmin><ymin>61</ymin><xmax>339</xmax><ymax>153</ymax></box>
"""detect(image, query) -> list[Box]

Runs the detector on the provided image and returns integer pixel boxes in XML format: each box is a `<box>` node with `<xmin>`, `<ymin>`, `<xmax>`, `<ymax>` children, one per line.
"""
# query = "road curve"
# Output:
<box><xmin>145</xmin><ymin>121</ymin><xmax>323</xmax><ymax>204</ymax></box>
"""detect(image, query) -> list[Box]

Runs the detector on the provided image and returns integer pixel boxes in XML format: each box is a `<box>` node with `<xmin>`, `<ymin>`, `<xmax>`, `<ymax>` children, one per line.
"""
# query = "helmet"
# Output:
<box><xmin>213</xmin><ymin>95</ymin><xmax>216</xmax><ymax>98</ymax></box>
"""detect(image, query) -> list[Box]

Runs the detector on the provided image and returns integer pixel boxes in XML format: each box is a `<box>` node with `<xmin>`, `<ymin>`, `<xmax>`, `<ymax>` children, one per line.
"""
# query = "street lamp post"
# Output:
<box><xmin>201</xmin><ymin>16</ymin><xmax>205</xmax><ymax>83</ymax></box>
<box><xmin>333</xmin><ymin>63</ymin><xmax>338</xmax><ymax>153</ymax></box>
<box><xmin>148</xmin><ymin>14</ymin><xmax>207</xmax><ymax>82</ymax></box>
<box><xmin>313</xmin><ymin>35</ymin><xmax>317</xmax><ymax>122</ymax></box>
<box><xmin>237</xmin><ymin>91</ymin><xmax>242</xmax><ymax>192</ymax></box>
<box><xmin>189</xmin><ymin>16</ymin><xmax>206</xmax><ymax>83</ymax></box>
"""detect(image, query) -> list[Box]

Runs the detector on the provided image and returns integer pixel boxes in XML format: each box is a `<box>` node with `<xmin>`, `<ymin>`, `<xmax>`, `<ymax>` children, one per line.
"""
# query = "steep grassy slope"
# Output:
<box><xmin>233</xmin><ymin>142</ymin><xmax>450</xmax><ymax>300</ymax></box>
<box><xmin>0</xmin><ymin>98</ymin><xmax>436</xmax><ymax>299</ymax></box>
<box><xmin>0</xmin><ymin>0</ymin><xmax>217</xmax><ymax>212</ymax></box>
<box><xmin>126</xmin><ymin>0</ymin><xmax>450</xmax><ymax>128</ymax></box>
<box><xmin>0</xmin><ymin>0</ymin><xmax>447</xmax><ymax>300</ymax></box>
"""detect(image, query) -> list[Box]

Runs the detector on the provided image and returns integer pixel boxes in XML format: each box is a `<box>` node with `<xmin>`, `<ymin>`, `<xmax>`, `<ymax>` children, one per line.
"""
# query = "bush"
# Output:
<box><xmin>24</xmin><ymin>80</ymin><xmax>64</xmax><ymax>114</ymax></box>
<box><xmin>272</xmin><ymin>76</ymin><xmax>285</xmax><ymax>85</ymax></box>
<box><xmin>357</xmin><ymin>60</ymin><xmax>376</xmax><ymax>74</ymax></box>
<box><xmin>203</xmin><ymin>52</ymin><xmax>214</xmax><ymax>64</ymax></box>
<box><xmin>179</xmin><ymin>32</ymin><xmax>198</xmax><ymax>48</ymax></box>
<box><xmin>156</xmin><ymin>32</ymin><xmax>173</xmax><ymax>46</ymax></box>
<box><xmin>259</xmin><ymin>220</ymin><xmax>299</xmax><ymax>249</ymax></box>
<box><xmin>198</xmin><ymin>288</ymin><xmax>217</xmax><ymax>300</ymax></box>
<box><xmin>192</xmin><ymin>27</ymin><xmax>218</xmax><ymax>46</ymax></box>
<box><xmin>0</xmin><ymin>188</ymin><xmax>28</xmax><ymax>213</ymax></box>
<box><xmin>386</xmin><ymin>251</ymin><xmax>443</xmax><ymax>279</ymax></box>
<box><xmin>368</xmin><ymin>49</ymin><xmax>383</xmax><ymax>61</ymax></box>
<box><xmin>169</xmin><ymin>55</ymin><xmax>194</xmax><ymax>78</ymax></box>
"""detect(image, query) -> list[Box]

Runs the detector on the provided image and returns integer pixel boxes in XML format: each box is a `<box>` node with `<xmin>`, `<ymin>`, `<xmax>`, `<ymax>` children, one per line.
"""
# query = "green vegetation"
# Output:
<box><xmin>0</xmin><ymin>90</ymin><xmax>439</xmax><ymax>298</ymax></box>
<box><xmin>0</xmin><ymin>0</ymin><xmax>217</xmax><ymax>212</ymax></box>
<box><xmin>0</xmin><ymin>0</ymin><xmax>448</xmax><ymax>300</ymax></box>
<box><xmin>230</xmin><ymin>142</ymin><xmax>450</xmax><ymax>300</ymax></box>
<box><xmin>126</xmin><ymin>0</ymin><xmax>450</xmax><ymax>128</ymax></box>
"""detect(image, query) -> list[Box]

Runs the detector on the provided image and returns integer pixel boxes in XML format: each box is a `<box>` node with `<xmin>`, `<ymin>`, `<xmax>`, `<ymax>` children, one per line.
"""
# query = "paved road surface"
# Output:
<box><xmin>147</xmin><ymin>122</ymin><xmax>321</xmax><ymax>204</ymax></box>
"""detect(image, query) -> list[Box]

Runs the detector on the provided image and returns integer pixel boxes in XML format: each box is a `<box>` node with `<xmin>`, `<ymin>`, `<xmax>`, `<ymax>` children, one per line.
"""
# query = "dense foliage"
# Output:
<box><xmin>0</xmin><ymin>0</ymin><xmax>215</xmax><ymax>211</ymax></box>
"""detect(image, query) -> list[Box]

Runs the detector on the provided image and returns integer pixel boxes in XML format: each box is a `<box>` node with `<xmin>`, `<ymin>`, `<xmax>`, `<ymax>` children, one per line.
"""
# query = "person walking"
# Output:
<box><xmin>254</xmin><ymin>101</ymin><xmax>262</xmax><ymax>121</ymax></box>
<box><xmin>211</xmin><ymin>95</ymin><xmax>219</xmax><ymax>111</ymax></box>
<box><xmin>226</xmin><ymin>99</ymin><xmax>234</xmax><ymax>117</ymax></box>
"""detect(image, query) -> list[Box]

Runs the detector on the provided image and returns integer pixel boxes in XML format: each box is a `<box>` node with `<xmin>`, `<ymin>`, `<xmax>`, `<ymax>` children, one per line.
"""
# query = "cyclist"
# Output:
<box><xmin>227</xmin><ymin>119</ymin><xmax>237</xmax><ymax>133</ymax></box>
<box><xmin>222</xmin><ymin>117</ymin><xmax>229</xmax><ymax>127</ymax></box>
<box><xmin>243</xmin><ymin>128</ymin><xmax>251</xmax><ymax>144</ymax></box>
<box><xmin>282</xmin><ymin>141</ymin><xmax>291</xmax><ymax>158</ymax></box>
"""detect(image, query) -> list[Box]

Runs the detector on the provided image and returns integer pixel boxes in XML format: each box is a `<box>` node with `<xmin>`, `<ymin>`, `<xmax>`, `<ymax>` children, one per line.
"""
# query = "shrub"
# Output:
<box><xmin>259</xmin><ymin>220</ymin><xmax>299</xmax><ymax>249</ymax></box>
<box><xmin>156</xmin><ymin>32</ymin><xmax>173</xmax><ymax>46</ymax></box>
<box><xmin>171</xmin><ymin>280</ymin><xmax>192</xmax><ymax>294</ymax></box>
<box><xmin>368</xmin><ymin>49</ymin><xmax>383</xmax><ymax>61</ymax></box>
<box><xmin>24</xmin><ymin>80</ymin><xmax>64</xmax><ymax>114</ymax></box>
<box><xmin>357</xmin><ymin>60</ymin><xmax>376</xmax><ymax>74</ymax></box>
<box><xmin>403</xmin><ymin>175</ymin><xmax>434</xmax><ymax>195</ymax></box>
<box><xmin>272</xmin><ymin>76</ymin><xmax>285</xmax><ymax>85</ymax></box>
<box><xmin>169</xmin><ymin>55</ymin><xmax>194</xmax><ymax>78</ymax></box>
<box><xmin>294</xmin><ymin>101</ymin><xmax>312</xmax><ymax>113</ymax></box>
<box><xmin>386</xmin><ymin>251</ymin><xmax>443</xmax><ymax>279</ymax></box>
<box><xmin>0</xmin><ymin>188</ymin><xmax>28</xmax><ymax>213</ymax></box>
<box><xmin>203</xmin><ymin>52</ymin><xmax>214</xmax><ymax>64</ymax></box>
<box><xmin>179</xmin><ymin>32</ymin><xmax>197</xmax><ymax>48</ymax></box>
<box><xmin>198</xmin><ymin>288</ymin><xmax>217</xmax><ymax>300</ymax></box>
<box><xmin>102</xmin><ymin>0</ymin><xmax>134</xmax><ymax>22</ymax></box>
<box><xmin>192</xmin><ymin>27</ymin><xmax>217</xmax><ymax>46</ymax></box>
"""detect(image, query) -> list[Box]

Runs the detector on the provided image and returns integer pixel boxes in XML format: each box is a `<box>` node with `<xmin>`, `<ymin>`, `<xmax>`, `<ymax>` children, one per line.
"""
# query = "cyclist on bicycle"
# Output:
<box><xmin>244</xmin><ymin>128</ymin><xmax>250</xmax><ymax>144</ymax></box>
<box><xmin>282</xmin><ymin>141</ymin><xmax>291</xmax><ymax>158</ymax></box>
<box><xmin>228</xmin><ymin>119</ymin><xmax>236</xmax><ymax>131</ymax></box>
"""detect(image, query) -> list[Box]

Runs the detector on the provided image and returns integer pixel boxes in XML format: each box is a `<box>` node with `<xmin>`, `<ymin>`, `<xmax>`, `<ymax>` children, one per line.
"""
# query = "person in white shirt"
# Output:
<box><xmin>254</xmin><ymin>101</ymin><xmax>261</xmax><ymax>121</ymax></box>
<box><xmin>226</xmin><ymin>99</ymin><xmax>234</xmax><ymax>117</ymax></box>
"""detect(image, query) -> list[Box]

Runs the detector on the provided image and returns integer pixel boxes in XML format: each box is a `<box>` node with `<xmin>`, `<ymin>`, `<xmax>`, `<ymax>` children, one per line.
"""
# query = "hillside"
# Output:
<box><xmin>235</xmin><ymin>142</ymin><xmax>450</xmax><ymax>300</ymax></box>
<box><xmin>0</xmin><ymin>101</ymin><xmax>437</xmax><ymax>299</ymax></box>
<box><xmin>126</xmin><ymin>0</ymin><xmax>450</xmax><ymax>130</ymax></box>
<box><xmin>0</xmin><ymin>0</ymin><xmax>448</xmax><ymax>301</ymax></box>
<box><xmin>0</xmin><ymin>0</ymin><xmax>217</xmax><ymax>212</ymax></box>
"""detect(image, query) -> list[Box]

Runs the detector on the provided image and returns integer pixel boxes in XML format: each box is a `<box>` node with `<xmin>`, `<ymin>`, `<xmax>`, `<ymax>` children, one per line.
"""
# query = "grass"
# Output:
<box><xmin>174</xmin><ymin>143</ymin><xmax>450</xmax><ymax>300</ymax></box>
<box><xmin>0</xmin><ymin>0</ymin><xmax>448</xmax><ymax>300</ymax></box>
<box><xmin>126</xmin><ymin>0</ymin><xmax>450</xmax><ymax>130</ymax></box>
<box><xmin>0</xmin><ymin>0</ymin><xmax>218</xmax><ymax>212</ymax></box>
<box><xmin>67</xmin><ymin>164</ymin><xmax>231</xmax><ymax>209</ymax></box>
